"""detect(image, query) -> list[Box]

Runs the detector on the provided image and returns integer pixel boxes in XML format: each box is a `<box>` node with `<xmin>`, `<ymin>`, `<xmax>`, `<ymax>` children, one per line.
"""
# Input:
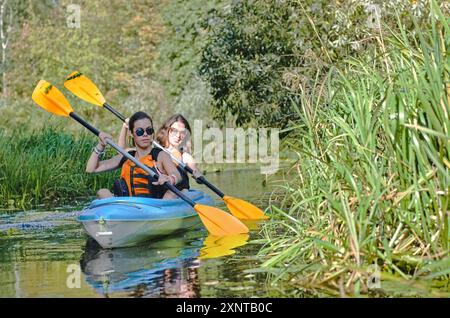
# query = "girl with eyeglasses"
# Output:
<box><xmin>154</xmin><ymin>114</ymin><xmax>204</xmax><ymax>193</ymax></box>
<box><xmin>86</xmin><ymin>111</ymin><xmax>182</xmax><ymax>199</ymax></box>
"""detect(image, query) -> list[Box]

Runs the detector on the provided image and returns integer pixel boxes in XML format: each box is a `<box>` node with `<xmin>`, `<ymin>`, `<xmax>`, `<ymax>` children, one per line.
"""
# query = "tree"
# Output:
<box><xmin>0</xmin><ymin>0</ymin><xmax>12</xmax><ymax>97</ymax></box>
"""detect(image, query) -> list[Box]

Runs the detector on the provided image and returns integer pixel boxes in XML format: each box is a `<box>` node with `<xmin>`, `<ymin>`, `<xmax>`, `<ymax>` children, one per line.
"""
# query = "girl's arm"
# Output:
<box><xmin>86</xmin><ymin>153</ymin><xmax>123</xmax><ymax>173</ymax></box>
<box><xmin>86</xmin><ymin>132</ymin><xmax>123</xmax><ymax>173</ymax></box>
<box><xmin>118</xmin><ymin>118</ymin><xmax>130</xmax><ymax>149</ymax></box>
<box><xmin>183</xmin><ymin>152</ymin><xmax>203</xmax><ymax>179</ymax></box>
<box><xmin>154</xmin><ymin>151</ymin><xmax>182</xmax><ymax>185</ymax></box>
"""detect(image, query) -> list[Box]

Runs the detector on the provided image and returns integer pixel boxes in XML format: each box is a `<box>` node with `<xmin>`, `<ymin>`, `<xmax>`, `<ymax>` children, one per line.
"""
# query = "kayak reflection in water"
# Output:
<box><xmin>79</xmin><ymin>233</ymin><xmax>250</xmax><ymax>297</ymax></box>
<box><xmin>85</xmin><ymin>111</ymin><xmax>182</xmax><ymax>199</ymax></box>
<box><xmin>79</xmin><ymin>236</ymin><xmax>202</xmax><ymax>298</ymax></box>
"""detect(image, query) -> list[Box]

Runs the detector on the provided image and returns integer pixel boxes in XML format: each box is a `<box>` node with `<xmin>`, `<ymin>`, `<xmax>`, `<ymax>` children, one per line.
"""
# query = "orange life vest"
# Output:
<box><xmin>120</xmin><ymin>150</ymin><xmax>162</xmax><ymax>197</ymax></box>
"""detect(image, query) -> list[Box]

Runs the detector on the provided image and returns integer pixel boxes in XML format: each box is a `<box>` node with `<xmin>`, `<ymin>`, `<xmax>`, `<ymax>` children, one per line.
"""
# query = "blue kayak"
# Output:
<box><xmin>78</xmin><ymin>190</ymin><xmax>215</xmax><ymax>248</ymax></box>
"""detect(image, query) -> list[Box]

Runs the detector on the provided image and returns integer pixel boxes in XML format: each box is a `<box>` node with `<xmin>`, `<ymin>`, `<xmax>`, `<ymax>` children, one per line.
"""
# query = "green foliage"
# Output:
<box><xmin>3</xmin><ymin>0</ymin><xmax>166</xmax><ymax>132</ymax></box>
<box><xmin>200</xmin><ymin>0</ymin><xmax>303</xmax><ymax>127</ymax></box>
<box><xmin>157</xmin><ymin>0</ymin><xmax>221</xmax><ymax>97</ymax></box>
<box><xmin>259</xmin><ymin>1</ymin><xmax>449</xmax><ymax>294</ymax></box>
<box><xmin>2</xmin><ymin>0</ymin><xmax>232</xmax><ymax>133</ymax></box>
<box><xmin>0</xmin><ymin>127</ymin><xmax>117</xmax><ymax>209</ymax></box>
<box><xmin>199</xmin><ymin>0</ymin><xmax>443</xmax><ymax>128</ymax></box>
<box><xmin>154</xmin><ymin>0</ymin><xmax>228</xmax><ymax>124</ymax></box>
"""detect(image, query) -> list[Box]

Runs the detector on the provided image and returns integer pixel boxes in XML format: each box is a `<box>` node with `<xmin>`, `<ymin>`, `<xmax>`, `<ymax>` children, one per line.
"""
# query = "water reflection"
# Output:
<box><xmin>80</xmin><ymin>232</ymin><xmax>250</xmax><ymax>298</ymax></box>
<box><xmin>199</xmin><ymin>234</ymin><xmax>249</xmax><ymax>259</ymax></box>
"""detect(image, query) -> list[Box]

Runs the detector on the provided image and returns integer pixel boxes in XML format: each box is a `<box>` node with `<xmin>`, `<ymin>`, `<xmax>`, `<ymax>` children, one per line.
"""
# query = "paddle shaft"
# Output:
<box><xmin>104</xmin><ymin>103</ymin><xmax>126</xmax><ymax>122</ymax></box>
<box><xmin>69</xmin><ymin>112</ymin><xmax>198</xmax><ymax>207</ymax></box>
<box><xmin>100</xmin><ymin>104</ymin><xmax>227</xmax><ymax>198</ymax></box>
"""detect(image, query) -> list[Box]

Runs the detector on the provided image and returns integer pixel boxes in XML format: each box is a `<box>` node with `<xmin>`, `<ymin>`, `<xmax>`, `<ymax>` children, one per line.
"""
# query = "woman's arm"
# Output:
<box><xmin>86</xmin><ymin>132</ymin><xmax>123</xmax><ymax>173</ymax></box>
<box><xmin>118</xmin><ymin>118</ymin><xmax>130</xmax><ymax>149</ymax></box>
<box><xmin>86</xmin><ymin>153</ymin><xmax>123</xmax><ymax>173</ymax></box>
<box><xmin>155</xmin><ymin>151</ymin><xmax>182</xmax><ymax>185</ymax></box>
<box><xmin>183</xmin><ymin>152</ymin><xmax>203</xmax><ymax>179</ymax></box>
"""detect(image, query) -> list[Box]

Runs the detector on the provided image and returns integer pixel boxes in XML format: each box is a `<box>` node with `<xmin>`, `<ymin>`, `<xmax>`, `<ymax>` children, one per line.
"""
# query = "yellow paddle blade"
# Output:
<box><xmin>64</xmin><ymin>71</ymin><xmax>106</xmax><ymax>106</ymax></box>
<box><xmin>223</xmin><ymin>195</ymin><xmax>269</xmax><ymax>220</ymax></box>
<box><xmin>193</xmin><ymin>204</ymin><xmax>249</xmax><ymax>236</ymax></box>
<box><xmin>199</xmin><ymin>234</ymin><xmax>249</xmax><ymax>259</ymax></box>
<box><xmin>32</xmin><ymin>80</ymin><xmax>73</xmax><ymax>117</ymax></box>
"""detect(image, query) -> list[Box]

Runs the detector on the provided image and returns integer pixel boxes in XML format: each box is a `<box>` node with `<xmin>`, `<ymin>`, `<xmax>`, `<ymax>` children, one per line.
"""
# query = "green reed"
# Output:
<box><xmin>259</xmin><ymin>1</ymin><xmax>449</xmax><ymax>296</ymax></box>
<box><xmin>0</xmin><ymin>127</ymin><xmax>117</xmax><ymax>210</ymax></box>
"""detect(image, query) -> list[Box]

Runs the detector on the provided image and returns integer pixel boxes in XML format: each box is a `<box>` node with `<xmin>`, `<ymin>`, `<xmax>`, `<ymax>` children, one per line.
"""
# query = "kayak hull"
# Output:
<box><xmin>78</xmin><ymin>190</ymin><xmax>215</xmax><ymax>248</ymax></box>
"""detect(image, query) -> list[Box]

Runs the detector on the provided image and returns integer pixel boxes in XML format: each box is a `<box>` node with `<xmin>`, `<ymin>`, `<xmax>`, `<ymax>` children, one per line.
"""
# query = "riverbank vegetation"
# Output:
<box><xmin>0</xmin><ymin>128</ymin><xmax>117</xmax><ymax>209</ymax></box>
<box><xmin>235</xmin><ymin>1</ymin><xmax>448</xmax><ymax>295</ymax></box>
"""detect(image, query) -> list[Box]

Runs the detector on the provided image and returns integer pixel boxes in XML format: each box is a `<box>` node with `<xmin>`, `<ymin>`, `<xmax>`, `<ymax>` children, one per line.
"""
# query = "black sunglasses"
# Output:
<box><xmin>134</xmin><ymin>127</ymin><xmax>154</xmax><ymax>137</ymax></box>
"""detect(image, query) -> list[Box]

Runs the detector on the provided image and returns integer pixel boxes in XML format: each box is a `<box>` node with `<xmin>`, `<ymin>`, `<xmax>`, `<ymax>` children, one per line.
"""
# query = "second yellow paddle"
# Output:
<box><xmin>64</xmin><ymin>71</ymin><xmax>126</xmax><ymax>121</ymax></box>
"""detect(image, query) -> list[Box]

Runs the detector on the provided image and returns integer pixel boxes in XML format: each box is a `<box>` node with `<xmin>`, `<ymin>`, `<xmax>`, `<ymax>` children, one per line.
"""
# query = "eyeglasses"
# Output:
<box><xmin>169</xmin><ymin>127</ymin><xmax>187</xmax><ymax>137</ymax></box>
<box><xmin>134</xmin><ymin>127</ymin><xmax>154</xmax><ymax>137</ymax></box>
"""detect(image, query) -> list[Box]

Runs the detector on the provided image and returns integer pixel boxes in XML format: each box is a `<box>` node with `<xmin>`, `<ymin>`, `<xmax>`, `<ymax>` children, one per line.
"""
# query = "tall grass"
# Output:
<box><xmin>260</xmin><ymin>2</ymin><xmax>449</xmax><ymax>295</ymax></box>
<box><xmin>0</xmin><ymin>128</ymin><xmax>117</xmax><ymax>210</ymax></box>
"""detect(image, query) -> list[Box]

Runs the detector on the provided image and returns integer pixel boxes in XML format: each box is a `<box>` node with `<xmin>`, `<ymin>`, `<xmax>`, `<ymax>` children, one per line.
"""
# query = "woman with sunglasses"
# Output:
<box><xmin>154</xmin><ymin>114</ymin><xmax>204</xmax><ymax>193</ymax></box>
<box><xmin>86</xmin><ymin>111</ymin><xmax>182</xmax><ymax>199</ymax></box>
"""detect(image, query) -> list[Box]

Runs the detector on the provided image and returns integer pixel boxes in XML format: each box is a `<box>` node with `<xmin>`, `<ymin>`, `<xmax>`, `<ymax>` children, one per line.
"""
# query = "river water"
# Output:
<box><xmin>0</xmin><ymin>169</ymin><xmax>296</xmax><ymax>298</ymax></box>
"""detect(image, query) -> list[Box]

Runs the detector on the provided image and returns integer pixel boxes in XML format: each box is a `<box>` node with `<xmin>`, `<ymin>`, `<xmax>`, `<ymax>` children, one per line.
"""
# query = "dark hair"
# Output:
<box><xmin>156</xmin><ymin>114</ymin><xmax>192</xmax><ymax>148</ymax></box>
<box><xmin>129</xmin><ymin>111</ymin><xmax>154</xmax><ymax>133</ymax></box>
